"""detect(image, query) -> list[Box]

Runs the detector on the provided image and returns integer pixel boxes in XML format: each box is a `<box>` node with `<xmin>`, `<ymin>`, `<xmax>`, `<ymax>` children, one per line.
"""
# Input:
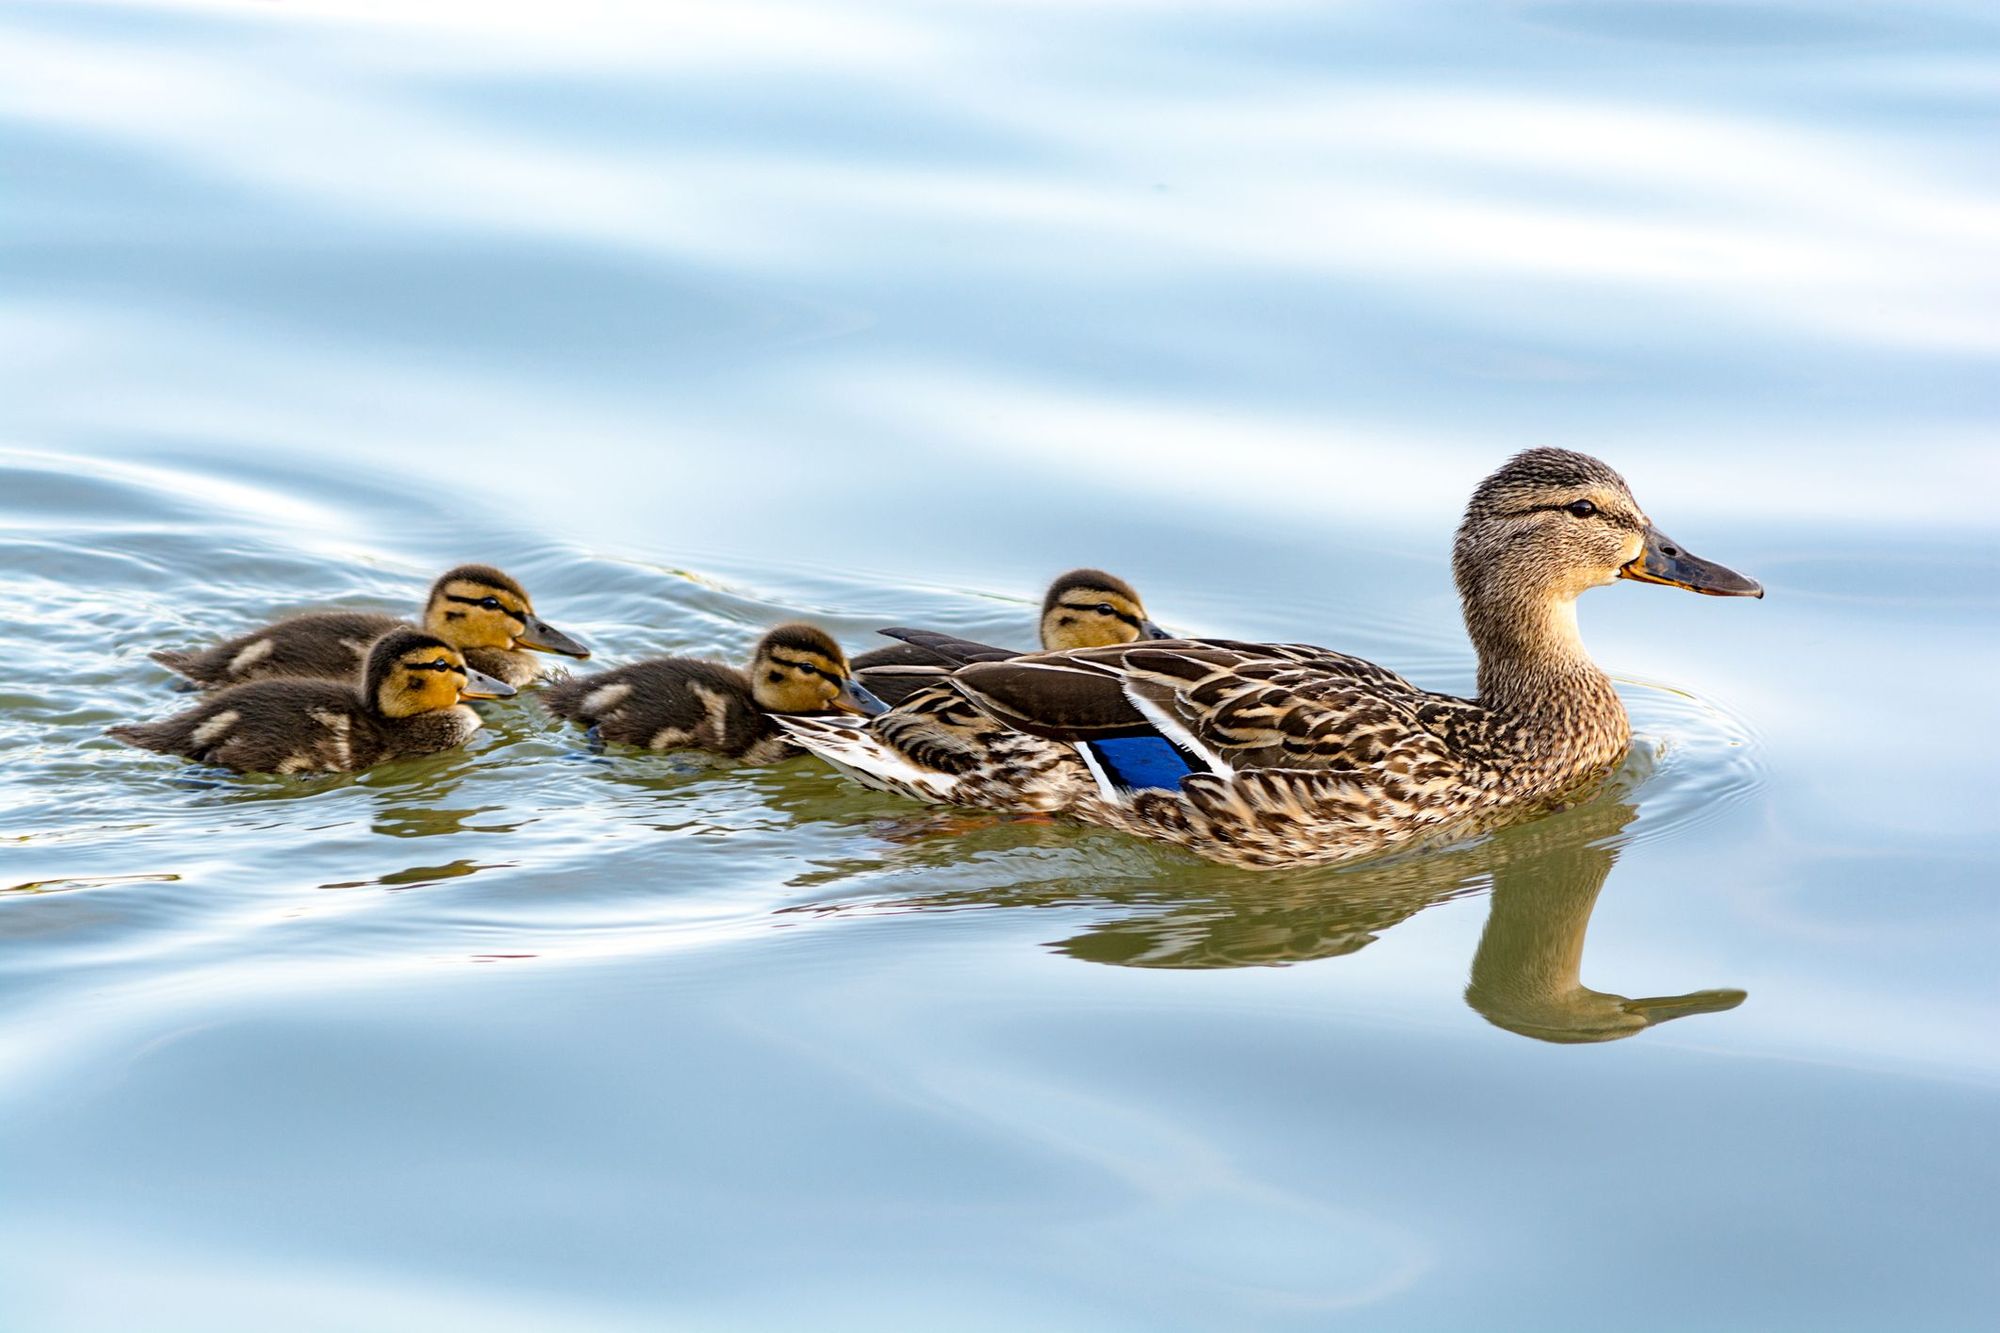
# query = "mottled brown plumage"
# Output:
<box><xmin>787</xmin><ymin>450</ymin><xmax>1762</xmax><ymax>868</ymax></box>
<box><xmin>539</xmin><ymin>623</ymin><xmax>885</xmax><ymax>762</ymax></box>
<box><xmin>150</xmin><ymin>564</ymin><xmax>589</xmax><ymax>690</ymax></box>
<box><xmin>850</xmin><ymin>568</ymin><xmax>1169</xmax><ymax>708</ymax></box>
<box><xmin>109</xmin><ymin>629</ymin><xmax>513</xmax><ymax>774</ymax></box>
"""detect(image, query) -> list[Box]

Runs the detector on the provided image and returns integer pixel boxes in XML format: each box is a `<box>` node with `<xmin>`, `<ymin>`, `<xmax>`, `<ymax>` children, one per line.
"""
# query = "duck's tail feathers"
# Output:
<box><xmin>537</xmin><ymin>675</ymin><xmax>592</xmax><ymax>721</ymax></box>
<box><xmin>106</xmin><ymin>722</ymin><xmax>166</xmax><ymax>751</ymax></box>
<box><xmin>774</xmin><ymin>715</ymin><xmax>957</xmax><ymax>804</ymax></box>
<box><xmin>149</xmin><ymin>647</ymin><xmax>200</xmax><ymax>678</ymax></box>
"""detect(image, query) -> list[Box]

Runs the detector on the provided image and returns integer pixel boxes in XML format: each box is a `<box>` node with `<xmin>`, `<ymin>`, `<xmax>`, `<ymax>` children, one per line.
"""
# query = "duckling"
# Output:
<box><xmin>150</xmin><ymin>564</ymin><xmax>589</xmax><ymax>690</ymax></box>
<box><xmin>785</xmin><ymin>449</ymin><xmax>1762</xmax><ymax>868</ymax></box>
<box><xmin>539</xmin><ymin>623</ymin><xmax>888</xmax><ymax>763</ymax></box>
<box><xmin>109</xmin><ymin>628</ymin><xmax>514</xmax><ymax>774</ymax></box>
<box><xmin>851</xmin><ymin>568</ymin><xmax>1169</xmax><ymax>707</ymax></box>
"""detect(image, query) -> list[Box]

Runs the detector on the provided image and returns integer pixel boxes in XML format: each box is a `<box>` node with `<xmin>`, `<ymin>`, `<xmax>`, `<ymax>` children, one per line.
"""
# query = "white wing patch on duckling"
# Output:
<box><xmin>190</xmin><ymin>710</ymin><xmax>239</xmax><ymax>748</ymax></box>
<box><xmin>227</xmin><ymin>640</ymin><xmax>274</xmax><ymax>675</ymax></box>
<box><xmin>310</xmin><ymin>710</ymin><xmax>351</xmax><ymax>769</ymax></box>
<box><xmin>690</xmin><ymin>683</ymin><xmax>733</xmax><ymax>749</ymax></box>
<box><xmin>582</xmin><ymin>682</ymin><xmax>633</xmax><ymax>715</ymax></box>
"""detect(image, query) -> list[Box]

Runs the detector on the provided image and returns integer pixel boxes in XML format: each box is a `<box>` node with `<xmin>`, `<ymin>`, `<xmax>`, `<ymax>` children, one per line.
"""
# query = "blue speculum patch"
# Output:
<box><xmin>1086</xmin><ymin>734</ymin><xmax>1197</xmax><ymax>792</ymax></box>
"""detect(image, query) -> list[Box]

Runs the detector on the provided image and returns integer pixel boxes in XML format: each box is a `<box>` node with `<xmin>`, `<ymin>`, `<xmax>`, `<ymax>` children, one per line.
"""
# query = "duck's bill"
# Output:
<box><xmin>1139</xmin><ymin>618</ymin><xmax>1174</xmax><ymax>640</ymax></box>
<box><xmin>1619</xmin><ymin>528</ymin><xmax>1763</xmax><ymax>598</ymax></box>
<box><xmin>832</xmin><ymin>678</ymin><xmax>891</xmax><ymax>716</ymax></box>
<box><xmin>1621</xmin><ymin>988</ymin><xmax>1748</xmax><ymax>1026</ymax></box>
<box><xmin>459</xmin><ymin>667</ymin><xmax>518</xmax><ymax>700</ymax></box>
<box><xmin>518</xmin><ymin>614</ymin><xmax>591</xmax><ymax>658</ymax></box>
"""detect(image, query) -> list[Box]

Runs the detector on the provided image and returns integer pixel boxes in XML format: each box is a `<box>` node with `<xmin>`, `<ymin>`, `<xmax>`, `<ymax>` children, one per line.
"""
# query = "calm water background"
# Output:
<box><xmin>4</xmin><ymin>1</ymin><xmax>1998</xmax><ymax>1328</ymax></box>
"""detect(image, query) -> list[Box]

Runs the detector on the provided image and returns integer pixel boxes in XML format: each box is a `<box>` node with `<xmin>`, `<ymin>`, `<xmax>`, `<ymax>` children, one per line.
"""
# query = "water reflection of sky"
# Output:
<box><xmin>6</xmin><ymin>1</ymin><xmax>1998</xmax><ymax>543</ymax></box>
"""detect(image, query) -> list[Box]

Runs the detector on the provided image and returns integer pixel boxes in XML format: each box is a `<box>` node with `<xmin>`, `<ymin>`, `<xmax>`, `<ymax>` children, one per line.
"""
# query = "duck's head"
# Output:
<box><xmin>1039</xmin><ymin>569</ymin><xmax>1170</xmax><ymax>650</ymax></box>
<box><xmin>749</xmin><ymin>623</ymin><xmax>889</xmax><ymax>716</ymax></box>
<box><xmin>421</xmin><ymin>564</ymin><xmax>591</xmax><ymax>660</ymax></box>
<box><xmin>364</xmin><ymin>628</ymin><xmax>517</xmax><ymax>718</ymax></box>
<box><xmin>1453</xmin><ymin>449</ymin><xmax>1762</xmax><ymax>615</ymax></box>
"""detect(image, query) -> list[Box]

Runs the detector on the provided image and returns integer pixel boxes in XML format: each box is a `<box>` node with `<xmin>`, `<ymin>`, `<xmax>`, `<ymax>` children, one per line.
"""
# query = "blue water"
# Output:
<box><xmin>4</xmin><ymin>1</ymin><xmax>1998</xmax><ymax>1328</ymax></box>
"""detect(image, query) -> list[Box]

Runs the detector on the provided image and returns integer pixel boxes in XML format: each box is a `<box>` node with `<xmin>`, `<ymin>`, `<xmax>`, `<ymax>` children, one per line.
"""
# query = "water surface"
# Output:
<box><xmin>4</xmin><ymin>1</ymin><xmax>1998</xmax><ymax>1329</ymax></box>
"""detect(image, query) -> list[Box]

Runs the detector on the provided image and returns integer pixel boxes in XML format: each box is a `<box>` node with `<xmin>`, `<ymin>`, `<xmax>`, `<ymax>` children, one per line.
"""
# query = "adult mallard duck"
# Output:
<box><xmin>109</xmin><ymin>628</ymin><xmax>514</xmax><ymax>774</ymax></box>
<box><xmin>849</xmin><ymin>568</ymin><xmax>1169</xmax><ymax>707</ymax></box>
<box><xmin>150</xmin><ymin>564</ymin><xmax>590</xmax><ymax>690</ymax></box>
<box><xmin>781</xmin><ymin>449</ymin><xmax>1761</xmax><ymax>868</ymax></box>
<box><xmin>539</xmin><ymin>623</ymin><xmax>888</xmax><ymax>763</ymax></box>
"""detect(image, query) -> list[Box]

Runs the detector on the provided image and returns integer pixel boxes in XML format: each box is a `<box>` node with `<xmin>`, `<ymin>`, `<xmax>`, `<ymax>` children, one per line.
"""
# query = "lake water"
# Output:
<box><xmin>4</xmin><ymin>1</ymin><xmax>1998</xmax><ymax>1328</ymax></box>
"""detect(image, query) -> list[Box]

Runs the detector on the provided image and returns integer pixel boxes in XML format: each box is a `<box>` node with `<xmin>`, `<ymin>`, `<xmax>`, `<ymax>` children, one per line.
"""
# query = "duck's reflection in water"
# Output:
<box><xmin>1064</xmin><ymin>795</ymin><xmax>1742</xmax><ymax>1043</ymax></box>
<box><xmin>788</xmin><ymin>776</ymin><xmax>1744</xmax><ymax>1046</ymax></box>
<box><xmin>1459</xmin><ymin>800</ymin><xmax>1744</xmax><ymax>1042</ymax></box>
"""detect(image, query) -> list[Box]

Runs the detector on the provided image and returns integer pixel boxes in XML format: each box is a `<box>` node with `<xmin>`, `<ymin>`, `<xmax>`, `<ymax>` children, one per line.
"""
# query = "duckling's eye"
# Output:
<box><xmin>478</xmin><ymin>596</ymin><xmax>503</xmax><ymax>610</ymax></box>
<box><xmin>1095</xmin><ymin>603</ymin><xmax>1116</xmax><ymax>615</ymax></box>
<box><xmin>1566</xmin><ymin>499</ymin><xmax>1598</xmax><ymax>519</ymax></box>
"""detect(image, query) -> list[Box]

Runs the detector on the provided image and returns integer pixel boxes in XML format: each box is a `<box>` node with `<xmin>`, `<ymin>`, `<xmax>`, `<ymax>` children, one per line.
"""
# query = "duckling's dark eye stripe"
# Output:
<box><xmin>769</xmin><ymin>654</ymin><xmax>845</xmax><ymax>682</ymax></box>
<box><xmin>443</xmin><ymin>594</ymin><xmax>525</xmax><ymax>624</ymax></box>
<box><xmin>1059</xmin><ymin>599</ymin><xmax>1142</xmax><ymax>630</ymax></box>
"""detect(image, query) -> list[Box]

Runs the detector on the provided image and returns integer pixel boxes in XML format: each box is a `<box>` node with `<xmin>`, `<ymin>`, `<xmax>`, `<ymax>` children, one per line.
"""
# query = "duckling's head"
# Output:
<box><xmin>748</xmin><ymin>623</ymin><xmax>889</xmax><ymax>716</ymax></box>
<box><xmin>1453</xmin><ymin>449</ymin><xmax>1761</xmax><ymax>618</ymax></box>
<box><xmin>421</xmin><ymin>564</ymin><xmax>591</xmax><ymax>659</ymax></box>
<box><xmin>365</xmin><ymin>628</ymin><xmax>517</xmax><ymax>718</ymax></box>
<box><xmin>1039</xmin><ymin>569</ymin><xmax>1170</xmax><ymax>650</ymax></box>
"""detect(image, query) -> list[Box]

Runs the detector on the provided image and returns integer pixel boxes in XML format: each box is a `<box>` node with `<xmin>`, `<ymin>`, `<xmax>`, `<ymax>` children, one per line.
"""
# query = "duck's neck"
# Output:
<box><xmin>1465</xmin><ymin>589</ymin><xmax>1628</xmax><ymax>758</ymax></box>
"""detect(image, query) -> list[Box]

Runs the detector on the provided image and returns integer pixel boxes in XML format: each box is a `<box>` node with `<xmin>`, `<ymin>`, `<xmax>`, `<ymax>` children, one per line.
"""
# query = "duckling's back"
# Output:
<box><xmin>110</xmin><ymin>678</ymin><xmax>377</xmax><ymax>773</ymax></box>
<box><xmin>542</xmin><ymin>657</ymin><xmax>781</xmax><ymax>759</ymax></box>
<box><xmin>152</xmin><ymin>610</ymin><xmax>403</xmax><ymax>688</ymax></box>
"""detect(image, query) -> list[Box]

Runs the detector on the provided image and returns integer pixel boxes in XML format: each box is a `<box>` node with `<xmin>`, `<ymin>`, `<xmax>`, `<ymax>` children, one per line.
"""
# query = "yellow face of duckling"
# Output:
<box><xmin>422</xmin><ymin>564</ymin><xmax>591</xmax><ymax>658</ymax></box>
<box><xmin>367</xmin><ymin>631</ymin><xmax>517</xmax><ymax>719</ymax></box>
<box><xmin>1039</xmin><ymin>569</ymin><xmax>1171</xmax><ymax>650</ymax></box>
<box><xmin>749</xmin><ymin>623</ymin><xmax>888</xmax><ymax>716</ymax></box>
<box><xmin>1453</xmin><ymin>450</ymin><xmax>1762</xmax><ymax>612</ymax></box>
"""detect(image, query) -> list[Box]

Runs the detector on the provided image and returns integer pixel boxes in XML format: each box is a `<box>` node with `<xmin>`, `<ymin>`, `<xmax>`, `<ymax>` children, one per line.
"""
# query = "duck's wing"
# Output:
<box><xmin>849</xmin><ymin>640</ymin><xmax>952</xmax><ymax>672</ymax></box>
<box><xmin>951</xmin><ymin>640</ymin><xmax>1459</xmax><ymax>777</ymax></box>
<box><xmin>855</xmin><ymin>628</ymin><xmax>1022</xmax><ymax>668</ymax></box>
<box><xmin>853</xmin><ymin>629</ymin><xmax>1029</xmax><ymax>709</ymax></box>
<box><xmin>852</xmin><ymin>663</ymin><xmax>950</xmax><ymax>710</ymax></box>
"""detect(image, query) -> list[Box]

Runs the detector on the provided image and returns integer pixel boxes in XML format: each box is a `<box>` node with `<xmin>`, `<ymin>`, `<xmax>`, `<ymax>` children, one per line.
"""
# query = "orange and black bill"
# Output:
<box><xmin>519</xmin><ymin>614</ymin><xmax>591</xmax><ymax>658</ymax></box>
<box><xmin>1619</xmin><ymin>527</ymin><xmax>1763</xmax><ymax>598</ymax></box>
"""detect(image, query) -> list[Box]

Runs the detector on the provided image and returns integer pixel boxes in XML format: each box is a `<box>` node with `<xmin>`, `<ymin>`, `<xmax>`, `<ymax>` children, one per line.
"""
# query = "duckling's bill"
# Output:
<box><xmin>834</xmin><ymin>677</ymin><xmax>891</xmax><ymax>716</ymax></box>
<box><xmin>1619</xmin><ymin>527</ymin><xmax>1762</xmax><ymax>598</ymax></box>
<box><xmin>460</xmin><ymin>667</ymin><xmax>517</xmax><ymax>699</ymax></box>
<box><xmin>517</xmin><ymin>614</ymin><xmax>591</xmax><ymax>658</ymax></box>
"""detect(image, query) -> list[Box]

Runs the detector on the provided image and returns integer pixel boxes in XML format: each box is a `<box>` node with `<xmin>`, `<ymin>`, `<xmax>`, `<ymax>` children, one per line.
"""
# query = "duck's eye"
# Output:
<box><xmin>1566</xmin><ymin>499</ymin><xmax>1598</xmax><ymax>519</ymax></box>
<box><xmin>1095</xmin><ymin>603</ymin><xmax>1116</xmax><ymax>615</ymax></box>
<box><xmin>478</xmin><ymin>596</ymin><xmax>503</xmax><ymax>610</ymax></box>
